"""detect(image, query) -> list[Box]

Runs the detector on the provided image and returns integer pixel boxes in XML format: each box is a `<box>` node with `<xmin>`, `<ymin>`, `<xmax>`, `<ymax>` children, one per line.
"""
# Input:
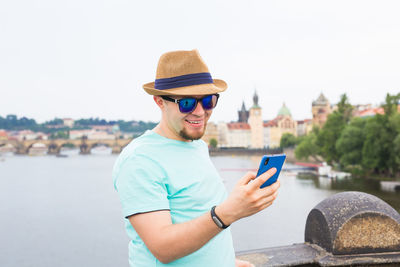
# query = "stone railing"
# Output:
<box><xmin>237</xmin><ymin>191</ymin><xmax>400</xmax><ymax>266</ymax></box>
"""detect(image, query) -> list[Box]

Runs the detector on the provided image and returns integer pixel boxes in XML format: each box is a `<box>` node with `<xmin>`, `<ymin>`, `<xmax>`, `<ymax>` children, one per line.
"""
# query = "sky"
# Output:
<box><xmin>1</xmin><ymin>0</ymin><xmax>400</xmax><ymax>124</ymax></box>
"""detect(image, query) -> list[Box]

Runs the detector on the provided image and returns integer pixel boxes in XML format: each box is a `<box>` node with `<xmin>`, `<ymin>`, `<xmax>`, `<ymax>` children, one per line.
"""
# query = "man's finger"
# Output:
<box><xmin>259</xmin><ymin>179</ymin><xmax>280</xmax><ymax>195</ymax></box>
<box><xmin>250</xmin><ymin>167</ymin><xmax>277</xmax><ymax>189</ymax></box>
<box><xmin>237</xmin><ymin>171</ymin><xmax>257</xmax><ymax>185</ymax></box>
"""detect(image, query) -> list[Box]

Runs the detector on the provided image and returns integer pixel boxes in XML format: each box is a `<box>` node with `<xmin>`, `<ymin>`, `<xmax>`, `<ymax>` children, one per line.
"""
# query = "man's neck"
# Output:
<box><xmin>153</xmin><ymin>124</ymin><xmax>192</xmax><ymax>142</ymax></box>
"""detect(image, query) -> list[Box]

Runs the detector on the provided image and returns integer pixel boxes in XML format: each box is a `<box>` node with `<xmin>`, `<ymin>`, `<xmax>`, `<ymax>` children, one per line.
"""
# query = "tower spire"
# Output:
<box><xmin>253</xmin><ymin>90</ymin><xmax>259</xmax><ymax>108</ymax></box>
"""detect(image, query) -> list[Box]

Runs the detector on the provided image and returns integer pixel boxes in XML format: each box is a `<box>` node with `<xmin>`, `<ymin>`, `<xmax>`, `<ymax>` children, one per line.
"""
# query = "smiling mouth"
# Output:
<box><xmin>186</xmin><ymin>120</ymin><xmax>201</xmax><ymax>124</ymax></box>
<box><xmin>184</xmin><ymin>118</ymin><xmax>205</xmax><ymax>127</ymax></box>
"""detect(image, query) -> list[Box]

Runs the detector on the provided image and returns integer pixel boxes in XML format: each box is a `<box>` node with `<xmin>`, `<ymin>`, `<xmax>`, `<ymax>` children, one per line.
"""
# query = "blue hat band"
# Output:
<box><xmin>155</xmin><ymin>72</ymin><xmax>213</xmax><ymax>90</ymax></box>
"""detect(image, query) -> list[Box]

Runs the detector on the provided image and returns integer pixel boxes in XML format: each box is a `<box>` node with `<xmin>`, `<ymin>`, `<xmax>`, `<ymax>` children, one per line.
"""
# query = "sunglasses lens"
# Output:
<box><xmin>202</xmin><ymin>95</ymin><xmax>218</xmax><ymax>110</ymax></box>
<box><xmin>179</xmin><ymin>98</ymin><xmax>197</xmax><ymax>113</ymax></box>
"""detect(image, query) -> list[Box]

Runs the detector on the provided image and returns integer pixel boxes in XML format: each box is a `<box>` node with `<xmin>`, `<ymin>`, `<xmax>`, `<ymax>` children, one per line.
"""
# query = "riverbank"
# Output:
<box><xmin>208</xmin><ymin>147</ymin><xmax>282</xmax><ymax>157</ymax></box>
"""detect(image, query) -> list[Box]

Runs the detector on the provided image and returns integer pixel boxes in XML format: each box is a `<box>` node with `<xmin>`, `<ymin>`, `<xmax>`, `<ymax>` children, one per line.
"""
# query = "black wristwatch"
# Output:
<box><xmin>211</xmin><ymin>205</ymin><xmax>230</xmax><ymax>229</ymax></box>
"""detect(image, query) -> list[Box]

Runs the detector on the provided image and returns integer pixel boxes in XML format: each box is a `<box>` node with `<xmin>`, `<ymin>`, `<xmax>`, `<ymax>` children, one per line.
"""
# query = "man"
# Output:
<box><xmin>113</xmin><ymin>50</ymin><xmax>280</xmax><ymax>267</ymax></box>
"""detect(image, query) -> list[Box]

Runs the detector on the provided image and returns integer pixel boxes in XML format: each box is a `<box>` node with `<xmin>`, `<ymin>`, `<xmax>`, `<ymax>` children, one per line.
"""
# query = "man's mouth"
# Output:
<box><xmin>185</xmin><ymin>119</ymin><xmax>204</xmax><ymax>127</ymax></box>
<box><xmin>186</xmin><ymin>120</ymin><xmax>201</xmax><ymax>124</ymax></box>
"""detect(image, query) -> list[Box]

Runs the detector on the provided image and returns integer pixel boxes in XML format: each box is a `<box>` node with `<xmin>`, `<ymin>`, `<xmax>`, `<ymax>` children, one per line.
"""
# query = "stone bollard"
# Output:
<box><xmin>305</xmin><ymin>191</ymin><xmax>400</xmax><ymax>255</ymax></box>
<box><xmin>236</xmin><ymin>191</ymin><xmax>400</xmax><ymax>266</ymax></box>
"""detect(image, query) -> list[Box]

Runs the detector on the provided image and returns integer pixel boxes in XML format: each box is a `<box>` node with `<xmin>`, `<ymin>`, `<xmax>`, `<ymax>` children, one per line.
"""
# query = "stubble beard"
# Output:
<box><xmin>179</xmin><ymin>124</ymin><xmax>206</xmax><ymax>141</ymax></box>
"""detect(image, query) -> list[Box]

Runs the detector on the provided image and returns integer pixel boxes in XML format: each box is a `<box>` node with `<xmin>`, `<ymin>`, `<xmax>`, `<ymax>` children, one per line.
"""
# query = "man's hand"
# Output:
<box><xmin>236</xmin><ymin>258</ymin><xmax>255</xmax><ymax>267</ymax></box>
<box><xmin>216</xmin><ymin>168</ymin><xmax>280</xmax><ymax>225</ymax></box>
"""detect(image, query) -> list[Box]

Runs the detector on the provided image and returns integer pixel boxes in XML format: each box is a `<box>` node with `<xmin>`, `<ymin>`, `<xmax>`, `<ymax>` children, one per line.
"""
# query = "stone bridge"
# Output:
<box><xmin>0</xmin><ymin>137</ymin><xmax>132</xmax><ymax>155</ymax></box>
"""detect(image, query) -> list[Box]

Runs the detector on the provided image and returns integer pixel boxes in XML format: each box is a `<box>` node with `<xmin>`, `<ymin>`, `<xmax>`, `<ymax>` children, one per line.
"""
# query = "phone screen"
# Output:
<box><xmin>256</xmin><ymin>154</ymin><xmax>286</xmax><ymax>188</ymax></box>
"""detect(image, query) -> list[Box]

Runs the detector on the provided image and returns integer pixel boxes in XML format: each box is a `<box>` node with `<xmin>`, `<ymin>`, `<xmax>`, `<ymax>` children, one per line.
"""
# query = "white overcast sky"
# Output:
<box><xmin>1</xmin><ymin>0</ymin><xmax>399</xmax><ymax>123</ymax></box>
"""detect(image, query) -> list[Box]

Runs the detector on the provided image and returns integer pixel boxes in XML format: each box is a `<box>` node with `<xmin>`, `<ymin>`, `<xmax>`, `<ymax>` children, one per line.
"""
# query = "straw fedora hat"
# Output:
<box><xmin>143</xmin><ymin>49</ymin><xmax>227</xmax><ymax>96</ymax></box>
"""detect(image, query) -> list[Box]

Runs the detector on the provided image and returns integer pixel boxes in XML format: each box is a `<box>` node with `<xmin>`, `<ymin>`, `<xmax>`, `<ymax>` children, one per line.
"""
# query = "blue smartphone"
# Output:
<box><xmin>256</xmin><ymin>154</ymin><xmax>286</xmax><ymax>188</ymax></box>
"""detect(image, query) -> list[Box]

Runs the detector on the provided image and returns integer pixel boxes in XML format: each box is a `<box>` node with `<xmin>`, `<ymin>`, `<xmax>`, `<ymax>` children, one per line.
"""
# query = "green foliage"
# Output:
<box><xmin>316</xmin><ymin>94</ymin><xmax>353</xmax><ymax>164</ymax></box>
<box><xmin>117</xmin><ymin>120</ymin><xmax>157</xmax><ymax>134</ymax></box>
<box><xmin>295</xmin><ymin>92</ymin><xmax>400</xmax><ymax>177</ymax></box>
<box><xmin>0</xmin><ymin>114</ymin><xmax>37</xmax><ymax>130</ymax></box>
<box><xmin>0</xmin><ymin>114</ymin><xmax>157</xmax><ymax>135</ymax></box>
<box><xmin>394</xmin><ymin>133</ymin><xmax>400</xmax><ymax>167</ymax></box>
<box><xmin>294</xmin><ymin>131</ymin><xmax>320</xmax><ymax>162</ymax></box>
<box><xmin>50</xmin><ymin>131</ymin><xmax>69</xmax><ymax>140</ymax></box>
<box><xmin>209</xmin><ymin>138</ymin><xmax>218</xmax><ymax>148</ymax></box>
<box><xmin>74</xmin><ymin>118</ymin><xmax>111</xmax><ymax>126</ymax></box>
<box><xmin>337</xmin><ymin>94</ymin><xmax>353</xmax><ymax>122</ymax></box>
<box><xmin>280</xmin><ymin>133</ymin><xmax>297</xmax><ymax>148</ymax></box>
<box><xmin>45</xmin><ymin>118</ymin><xmax>64</xmax><ymax>125</ymax></box>
<box><xmin>382</xmin><ymin>93</ymin><xmax>400</xmax><ymax>117</ymax></box>
<box><xmin>336</xmin><ymin>117</ymin><xmax>366</xmax><ymax>167</ymax></box>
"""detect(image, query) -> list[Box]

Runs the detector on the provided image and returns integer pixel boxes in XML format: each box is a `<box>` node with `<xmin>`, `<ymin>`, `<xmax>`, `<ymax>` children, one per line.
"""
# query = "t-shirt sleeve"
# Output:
<box><xmin>114</xmin><ymin>154</ymin><xmax>170</xmax><ymax>218</ymax></box>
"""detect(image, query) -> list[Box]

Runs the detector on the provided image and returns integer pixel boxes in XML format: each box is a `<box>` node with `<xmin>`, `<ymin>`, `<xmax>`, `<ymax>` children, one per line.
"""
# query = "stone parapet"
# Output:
<box><xmin>237</xmin><ymin>191</ymin><xmax>400</xmax><ymax>266</ymax></box>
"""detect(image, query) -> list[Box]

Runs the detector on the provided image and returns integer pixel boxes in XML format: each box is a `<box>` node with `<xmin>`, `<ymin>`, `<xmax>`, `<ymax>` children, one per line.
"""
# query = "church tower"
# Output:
<box><xmin>248</xmin><ymin>91</ymin><xmax>264</xmax><ymax>148</ymax></box>
<box><xmin>238</xmin><ymin>101</ymin><xmax>249</xmax><ymax>123</ymax></box>
<box><xmin>312</xmin><ymin>93</ymin><xmax>331</xmax><ymax>127</ymax></box>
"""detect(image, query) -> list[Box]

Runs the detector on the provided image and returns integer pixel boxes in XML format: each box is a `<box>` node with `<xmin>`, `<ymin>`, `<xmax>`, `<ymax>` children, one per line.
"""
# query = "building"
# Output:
<box><xmin>201</xmin><ymin>122</ymin><xmax>219</xmax><ymax>146</ymax></box>
<box><xmin>354</xmin><ymin>107</ymin><xmax>384</xmax><ymax>118</ymax></box>
<box><xmin>238</xmin><ymin>101</ymin><xmax>249</xmax><ymax>123</ymax></box>
<box><xmin>263</xmin><ymin>103</ymin><xmax>297</xmax><ymax>148</ymax></box>
<box><xmin>14</xmin><ymin>130</ymin><xmax>48</xmax><ymax>141</ymax></box>
<box><xmin>69</xmin><ymin>129</ymin><xmax>115</xmax><ymax>140</ymax></box>
<box><xmin>69</xmin><ymin>130</ymin><xmax>93</xmax><ymax>140</ymax></box>
<box><xmin>296</xmin><ymin>119</ymin><xmax>313</xmax><ymax>136</ymax></box>
<box><xmin>88</xmin><ymin>130</ymin><xmax>116</xmax><ymax>140</ymax></box>
<box><xmin>204</xmin><ymin>91</ymin><xmax>317</xmax><ymax>149</ymax></box>
<box><xmin>224</xmin><ymin>122</ymin><xmax>251</xmax><ymax>148</ymax></box>
<box><xmin>0</xmin><ymin>130</ymin><xmax>8</xmax><ymax>141</ymax></box>
<box><xmin>248</xmin><ymin>91</ymin><xmax>264</xmax><ymax>148</ymax></box>
<box><xmin>312</xmin><ymin>93</ymin><xmax>331</xmax><ymax>127</ymax></box>
<box><xmin>210</xmin><ymin>92</ymin><xmax>299</xmax><ymax>149</ymax></box>
<box><xmin>63</xmin><ymin>118</ymin><xmax>75</xmax><ymax>128</ymax></box>
<box><xmin>353</xmin><ymin>104</ymin><xmax>400</xmax><ymax>118</ymax></box>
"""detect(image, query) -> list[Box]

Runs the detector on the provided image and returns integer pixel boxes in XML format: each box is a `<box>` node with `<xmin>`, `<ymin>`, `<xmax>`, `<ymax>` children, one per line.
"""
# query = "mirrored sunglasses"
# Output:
<box><xmin>161</xmin><ymin>94</ymin><xmax>220</xmax><ymax>114</ymax></box>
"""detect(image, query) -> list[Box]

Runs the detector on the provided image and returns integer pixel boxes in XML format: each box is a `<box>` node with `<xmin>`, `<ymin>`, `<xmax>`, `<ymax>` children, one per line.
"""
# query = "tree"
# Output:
<box><xmin>317</xmin><ymin>94</ymin><xmax>353</xmax><ymax>164</ymax></box>
<box><xmin>361</xmin><ymin>93</ymin><xmax>400</xmax><ymax>176</ymax></box>
<box><xmin>295</xmin><ymin>131</ymin><xmax>321</xmax><ymax>162</ymax></box>
<box><xmin>0</xmin><ymin>114</ymin><xmax>38</xmax><ymax>130</ymax></box>
<box><xmin>50</xmin><ymin>131</ymin><xmax>69</xmax><ymax>139</ymax></box>
<box><xmin>45</xmin><ymin>118</ymin><xmax>64</xmax><ymax>125</ymax></box>
<box><xmin>280</xmin><ymin>133</ymin><xmax>297</xmax><ymax>149</ymax></box>
<box><xmin>382</xmin><ymin>93</ymin><xmax>400</xmax><ymax>117</ymax></box>
<box><xmin>209</xmin><ymin>138</ymin><xmax>218</xmax><ymax>148</ymax></box>
<box><xmin>361</xmin><ymin>115</ymin><xmax>388</xmax><ymax>175</ymax></box>
<box><xmin>336</xmin><ymin>117</ymin><xmax>366</xmax><ymax>167</ymax></box>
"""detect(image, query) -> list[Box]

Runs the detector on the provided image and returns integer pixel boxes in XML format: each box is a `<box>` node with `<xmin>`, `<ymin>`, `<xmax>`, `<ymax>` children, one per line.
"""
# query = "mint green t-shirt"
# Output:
<box><xmin>112</xmin><ymin>130</ymin><xmax>235</xmax><ymax>267</ymax></box>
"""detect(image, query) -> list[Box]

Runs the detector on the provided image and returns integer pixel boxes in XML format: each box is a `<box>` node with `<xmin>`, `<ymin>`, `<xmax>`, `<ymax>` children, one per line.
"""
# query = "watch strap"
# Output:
<box><xmin>211</xmin><ymin>205</ymin><xmax>230</xmax><ymax>229</ymax></box>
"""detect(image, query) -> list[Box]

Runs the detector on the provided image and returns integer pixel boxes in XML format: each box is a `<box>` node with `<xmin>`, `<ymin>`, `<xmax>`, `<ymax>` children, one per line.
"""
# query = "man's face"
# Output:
<box><xmin>158</xmin><ymin>95</ymin><xmax>214</xmax><ymax>141</ymax></box>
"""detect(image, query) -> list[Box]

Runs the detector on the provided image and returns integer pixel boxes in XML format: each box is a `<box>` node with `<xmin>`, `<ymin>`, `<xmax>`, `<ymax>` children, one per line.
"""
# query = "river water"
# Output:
<box><xmin>0</xmin><ymin>153</ymin><xmax>399</xmax><ymax>267</ymax></box>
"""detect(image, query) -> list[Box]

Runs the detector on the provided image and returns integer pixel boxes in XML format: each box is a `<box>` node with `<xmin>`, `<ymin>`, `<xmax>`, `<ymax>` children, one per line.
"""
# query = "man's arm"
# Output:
<box><xmin>129</xmin><ymin>168</ymin><xmax>279</xmax><ymax>264</ymax></box>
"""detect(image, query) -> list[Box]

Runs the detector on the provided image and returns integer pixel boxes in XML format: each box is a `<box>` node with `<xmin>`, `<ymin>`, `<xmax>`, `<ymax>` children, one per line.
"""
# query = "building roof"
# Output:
<box><xmin>240</xmin><ymin>101</ymin><xmax>246</xmax><ymax>111</ymax></box>
<box><xmin>357</xmin><ymin>107</ymin><xmax>385</xmax><ymax>117</ymax></box>
<box><xmin>251</xmin><ymin>90</ymin><xmax>261</xmax><ymax>108</ymax></box>
<box><xmin>277</xmin><ymin>103</ymin><xmax>292</xmax><ymax>117</ymax></box>
<box><xmin>227</xmin><ymin>122</ymin><xmax>250</xmax><ymax>130</ymax></box>
<box><xmin>92</xmin><ymin>125</ymin><xmax>113</xmax><ymax>130</ymax></box>
<box><xmin>264</xmin><ymin>119</ymin><xmax>278</xmax><ymax>127</ymax></box>
<box><xmin>312</xmin><ymin>93</ymin><xmax>329</xmax><ymax>106</ymax></box>
<box><xmin>297</xmin><ymin>119</ymin><xmax>312</xmax><ymax>124</ymax></box>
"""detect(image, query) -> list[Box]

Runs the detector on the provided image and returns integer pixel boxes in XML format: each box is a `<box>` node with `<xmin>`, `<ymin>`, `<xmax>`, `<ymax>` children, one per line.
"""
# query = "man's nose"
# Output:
<box><xmin>191</xmin><ymin>101</ymin><xmax>205</xmax><ymax>116</ymax></box>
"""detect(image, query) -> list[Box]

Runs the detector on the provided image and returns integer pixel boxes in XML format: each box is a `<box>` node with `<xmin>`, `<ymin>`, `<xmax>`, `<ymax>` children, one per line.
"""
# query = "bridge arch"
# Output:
<box><xmin>27</xmin><ymin>142</ymin><xmax>48</xmax><ymax>155</ymax></box>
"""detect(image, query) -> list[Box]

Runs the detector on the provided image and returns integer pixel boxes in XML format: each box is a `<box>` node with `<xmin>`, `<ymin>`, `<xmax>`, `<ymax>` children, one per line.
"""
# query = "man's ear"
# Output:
<box><xmin>153</xmin><ymin>96</ymin><xmax>164</xmax><ymax>109</ymax></box>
